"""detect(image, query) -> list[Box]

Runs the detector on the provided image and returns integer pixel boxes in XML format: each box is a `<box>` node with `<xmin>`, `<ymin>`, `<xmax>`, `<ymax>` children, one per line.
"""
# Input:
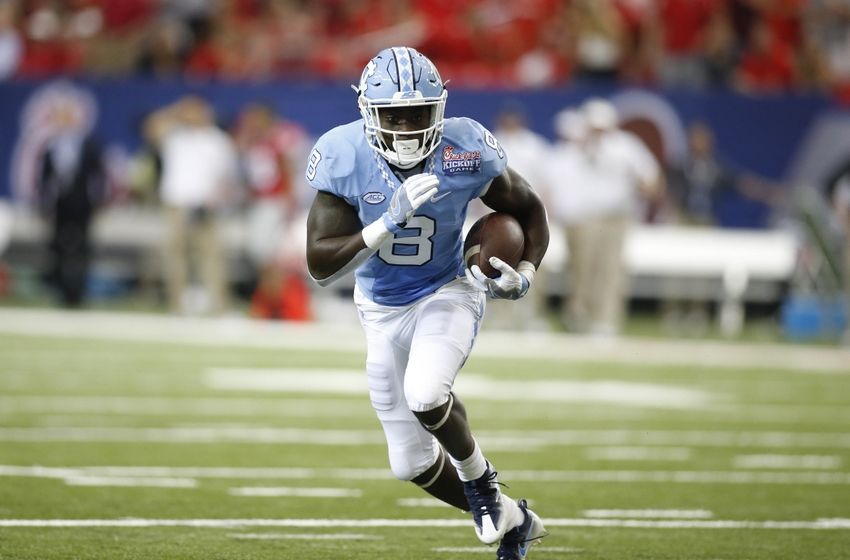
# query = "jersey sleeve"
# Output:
<box><xmin>305</xmin><ymin>128</ymin><xmax>357</xmax><ymax>196</ymax></box>
<box><xmin>452</xmin><ymin>117</ymin><xmax>508</xmax><ymax>198</ymax></box>
<box><xmin>467</xmin><ymin>117</ymin><xmax>507</xmax><ymax>178</ymax></box>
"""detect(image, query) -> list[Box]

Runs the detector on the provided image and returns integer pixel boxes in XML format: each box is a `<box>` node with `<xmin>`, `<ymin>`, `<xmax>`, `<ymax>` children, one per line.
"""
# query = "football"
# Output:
<box><xmin>463</xmin><ymin>212</ymin><xmax>525</xmax><ymax>278</ymax></box>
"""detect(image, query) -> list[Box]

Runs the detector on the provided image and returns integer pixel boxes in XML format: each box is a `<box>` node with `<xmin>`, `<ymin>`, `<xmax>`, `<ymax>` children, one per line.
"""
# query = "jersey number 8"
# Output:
<box><xmin>378</xmin><ymin>216</ymin><xmax>435</xmax><ymax>266</ymax></box>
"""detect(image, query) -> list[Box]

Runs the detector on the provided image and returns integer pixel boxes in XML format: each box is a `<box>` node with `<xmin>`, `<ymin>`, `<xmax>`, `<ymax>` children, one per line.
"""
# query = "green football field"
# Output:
<box><xmin>0</xmin><ymin>308</ymin><xmax>849</xmax><ymax>560</ymax></box>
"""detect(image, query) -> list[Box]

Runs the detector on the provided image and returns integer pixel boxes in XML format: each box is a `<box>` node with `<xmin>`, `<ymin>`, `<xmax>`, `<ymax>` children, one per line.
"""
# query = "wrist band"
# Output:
<box><xmin>362</xmin><ymin>218</ymin><xmax>392</xmax><ymax>249</ymax></box>
<box><xmin>517</xmin><ymin>260</ymin><xmax>536</xmax><ymax>287</ymax></box>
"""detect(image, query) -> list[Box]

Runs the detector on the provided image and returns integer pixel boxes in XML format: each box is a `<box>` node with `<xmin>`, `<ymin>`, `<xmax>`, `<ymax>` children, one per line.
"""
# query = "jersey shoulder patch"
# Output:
<box><xmin>441</xmin><ymin>117</ymin><xmax>507</xmax><ymax>178</ymax></box>
<box><xmin>306</xmin><ymin>121</ymin><xmax>361</xmax><ymax>193</ymax></box>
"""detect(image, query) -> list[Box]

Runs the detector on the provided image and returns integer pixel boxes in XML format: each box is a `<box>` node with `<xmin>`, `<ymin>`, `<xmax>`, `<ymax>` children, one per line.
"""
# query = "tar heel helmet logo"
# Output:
<box><xmin>363</xmin><ymin>191</ymin><xmax>386</xmax><ymax>204</ymax></box>
<box><xmin>359</xmin><ymin>60</ymin><xmax>377</xmax><ymax>95</ymax></box>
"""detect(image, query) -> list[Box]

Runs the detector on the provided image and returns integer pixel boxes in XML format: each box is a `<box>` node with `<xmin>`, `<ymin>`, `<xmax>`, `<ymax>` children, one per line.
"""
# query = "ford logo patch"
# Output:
<box><xmin>363</xmin><ymin>192</ymin><xmax>386</xmax><ymax>204</ymax></box>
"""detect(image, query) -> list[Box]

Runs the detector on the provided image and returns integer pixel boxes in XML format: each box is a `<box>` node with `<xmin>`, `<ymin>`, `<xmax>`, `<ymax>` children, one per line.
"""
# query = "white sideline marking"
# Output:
<box><xmin>583</xmin><ymin>509</ymin><xmax>713</xmax><ymax>519</ymax></box>
<box><xmin>3</xmin><ymin>465</ymin><xmax>850</xmax><ymax>485</ymax></box>
<box><xmin>733</xmin><ymin>455</ymin><xmax>843</xmax><ymax>470</ymax></box>
<box><xmin>432</xmin><ymin>547</ymin><xmax>582</xmax><ymax>554</ymax></box>
<box><xmin>229</xmin><ymin>533</ymin><xmax>381</xmax><ymax>540</ymax></box>
<box><xmin>206</xmin><ymin>369</ymin><xmax>716</xmax><ymax>410</ymax></box>
<box><xmin>63</xmin><ymin>476</ymin><xmax>197</xmax><ymax>488</ymax></box>
<box><xmin>397</xmin><ymin>498</ymin><xmax>452</xmax><ymax>508</ymax></box>
<box><xmin>584</xmin><ymin>447</ymin><xmax>692</xmax><ymax>461</ymax></box>
<box><xmin>229</xmin><ymin>487</ymin><xmax>362</xmax><ymax>498</ymax></box>
<box><xmin>1</xmin><ymin>518</ymin><xmax>849</xmax><ymax>530</ymax></box>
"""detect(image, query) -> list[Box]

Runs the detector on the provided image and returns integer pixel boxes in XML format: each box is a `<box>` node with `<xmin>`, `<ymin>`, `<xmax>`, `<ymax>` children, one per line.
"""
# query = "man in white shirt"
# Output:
<box><xmin>546</xmin><ymin>99</ymin><xmax>663</xmax><ymax>336</ymax></box>
<box><xmin>489</xmin><ymin>103</ymin><xmax>553</xmax><ymax>330</ymax></box>
<box><xmin>145</xmin><ymin>96</ymin><xmax>238</xmax><ymax>315</ymax></box>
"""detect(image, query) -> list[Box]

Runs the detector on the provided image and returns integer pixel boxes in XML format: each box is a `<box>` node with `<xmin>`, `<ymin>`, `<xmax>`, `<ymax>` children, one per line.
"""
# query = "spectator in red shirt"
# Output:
<box><xmin>658</xmin><ymin>0</ymin><xmax>722</xmax><ymax>88</ymax></box>
<box><xmin>735</xmin><ymin>17</ymin><xmax>796</xmax><ymax>91</ymax></box>
<box><xmin>233</xmin><ymin>103</ymin><xmax>312</xmax><ymax>321</ymax></box>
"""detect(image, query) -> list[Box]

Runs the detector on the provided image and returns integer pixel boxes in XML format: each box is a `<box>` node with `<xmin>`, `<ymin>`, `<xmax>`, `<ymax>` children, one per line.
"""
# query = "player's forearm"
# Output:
<box><xmin>306</xmin><ymin>234</ymin><xmax>370</xmax><ymax>285</ymax></box>
<box><xmin>507</xmin><ymin>187</ymin><xmax>549</xmax><ymax>269</ymax></box>
<box><xmin>516</xmin><ymin>204</ymin><xmax>549</xmax><ymax>269</ymax></box>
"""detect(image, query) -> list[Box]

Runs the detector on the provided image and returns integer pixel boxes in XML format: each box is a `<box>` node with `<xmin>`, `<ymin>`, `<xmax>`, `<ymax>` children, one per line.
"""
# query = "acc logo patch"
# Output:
<box><xmin>442</xmin><ymin>146</ymin><xmax>481</xmax><ymax>175</ymax></box>
<box><xmin>363</xmin><ymin>191</ymin><xmax>386</xmax><ymax>204</ymax></box>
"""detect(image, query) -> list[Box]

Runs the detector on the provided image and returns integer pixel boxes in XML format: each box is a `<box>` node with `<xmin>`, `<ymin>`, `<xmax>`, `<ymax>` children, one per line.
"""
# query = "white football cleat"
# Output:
<box><xmin>463</xmin><ymin>468</ymin><xmax>524</xmax><ymax>544</ymax></box>
<box><xmin>497</xmin><ymin>499</ymin><xmax>548</xmax><ymax>560</ymax></box>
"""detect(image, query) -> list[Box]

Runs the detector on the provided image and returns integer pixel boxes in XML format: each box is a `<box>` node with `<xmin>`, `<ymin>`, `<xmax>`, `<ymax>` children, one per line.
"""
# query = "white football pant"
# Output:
<box><xmin>354</xmin><ymin>277</ymin><xmax>485</xmax><ymax>481</ymax></box>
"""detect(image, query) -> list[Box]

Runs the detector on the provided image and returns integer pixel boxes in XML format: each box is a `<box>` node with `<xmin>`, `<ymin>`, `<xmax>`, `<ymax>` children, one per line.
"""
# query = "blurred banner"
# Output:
<box><xmin>0</xmin><ymin>78</ymin><xmax>844</xmax><ymax>227</ymax></box>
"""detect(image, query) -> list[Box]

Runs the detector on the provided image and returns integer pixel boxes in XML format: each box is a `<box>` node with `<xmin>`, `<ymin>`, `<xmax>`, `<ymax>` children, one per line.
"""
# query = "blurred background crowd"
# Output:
<box><xmin>2</xmin><ymin>0</ymin><xmax>850</xmax><ymax>98</ymax></box>
<box><xmin>0</xmin><ymin>0</ymin><xmax>848</xmax><ymax>345</ymax></box>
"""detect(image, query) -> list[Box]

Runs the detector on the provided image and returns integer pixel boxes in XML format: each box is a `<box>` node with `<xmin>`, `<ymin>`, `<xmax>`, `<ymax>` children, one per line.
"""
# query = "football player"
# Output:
<box><xmin>305</xmin><ymin>47</ymin><xmax>549</xmax><ymax>559</ymax></box>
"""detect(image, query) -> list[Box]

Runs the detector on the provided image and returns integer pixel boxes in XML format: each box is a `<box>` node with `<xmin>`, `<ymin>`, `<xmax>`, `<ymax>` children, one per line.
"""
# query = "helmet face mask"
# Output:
<box><xmin>374</xmin><ymin>104</ymin><xmax>435</xmax><ymax>165</ymax></box>
<box><xmin>356</xmin><ymin>47</ymin><xmax>447</xmax><ymax>169</ymax></box>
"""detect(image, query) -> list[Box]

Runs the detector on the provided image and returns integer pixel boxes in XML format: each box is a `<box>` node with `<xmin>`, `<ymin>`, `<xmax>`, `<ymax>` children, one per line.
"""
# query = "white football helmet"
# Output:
<box><xmin>355</xmin><ymin>47</ymin><xmax>447</xmax><ymax>169</ymax></box>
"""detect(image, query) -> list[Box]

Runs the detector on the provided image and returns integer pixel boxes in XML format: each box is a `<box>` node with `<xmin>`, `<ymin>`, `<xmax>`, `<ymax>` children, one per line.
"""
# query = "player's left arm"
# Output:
<box><xmin>468</xmin><ymin>166</ymin><xmax>549</xmax><ymax>299</ymax></box>
<box><xmin>481</xmin><ymin>166</ymin><xmax>549</xmax><ymax>269</ymax></box>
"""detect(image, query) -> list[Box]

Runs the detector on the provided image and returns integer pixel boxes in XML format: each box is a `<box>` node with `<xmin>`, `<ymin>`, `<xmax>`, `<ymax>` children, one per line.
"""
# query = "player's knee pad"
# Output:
<box><xmin>403</xmin><ymin>365</ymin><xmax>452</xmax><ymax>413</ymax></box>
<box><xmin>387</xmin><ymin>445</ymin><xmax>439</xmax><ymax>481</ymax></box>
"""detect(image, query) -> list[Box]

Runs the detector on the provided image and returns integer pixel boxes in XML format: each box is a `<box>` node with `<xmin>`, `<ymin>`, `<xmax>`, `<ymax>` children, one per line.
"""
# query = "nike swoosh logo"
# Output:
<box><xmin>430</xmin><ymin>192</ymin><xmax>451</xmax><ymax>203</ymax></box>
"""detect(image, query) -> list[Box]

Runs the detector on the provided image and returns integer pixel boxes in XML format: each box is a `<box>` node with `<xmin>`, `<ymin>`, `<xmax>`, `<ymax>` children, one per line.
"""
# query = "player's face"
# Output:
<box><xmin>378</xmin><ymin>105</ymin><xmax>432</xmax><ymax>145</ymax></box>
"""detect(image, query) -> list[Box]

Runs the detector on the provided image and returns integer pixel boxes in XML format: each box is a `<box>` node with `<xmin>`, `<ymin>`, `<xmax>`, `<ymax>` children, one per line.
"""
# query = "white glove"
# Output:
<box><xmin>466</xmin><ymin>257</ymin><xmax>536</xmax><ymax>300</ymax></box>
<box><xmin>362</xmin><ymin>173</ymin><xmax>439</xmax><ymax>249</ymax></box>
<box><xmin>383</xmin><ymin>173</ymin><xmax>439</xmax><ymax>232</ymax></box>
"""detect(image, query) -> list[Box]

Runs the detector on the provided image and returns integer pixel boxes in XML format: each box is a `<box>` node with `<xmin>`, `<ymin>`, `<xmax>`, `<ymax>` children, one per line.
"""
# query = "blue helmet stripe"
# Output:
<box><xmin>392</xmin><ymin>47</ymin><xmax>414</xmax><ymax>93</ymax></box>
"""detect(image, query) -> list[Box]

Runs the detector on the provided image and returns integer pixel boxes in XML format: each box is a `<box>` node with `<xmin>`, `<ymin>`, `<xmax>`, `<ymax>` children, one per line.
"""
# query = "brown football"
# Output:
<box><xmin>463</xmin><ymin>212</ymin><xmax>525</xmax><ymax>278</ymax></box>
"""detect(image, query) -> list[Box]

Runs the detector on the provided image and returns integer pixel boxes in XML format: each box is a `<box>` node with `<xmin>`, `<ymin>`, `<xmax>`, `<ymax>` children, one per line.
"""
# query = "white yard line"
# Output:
<box><xmin>229</xmin><ymin>533</ymin><xmax>381</xmax><ymax>540</ymax></box>
<box><xmin>3</xmin><ymin>397</ymin><xmax>850</xmax><ymax>426</ymax></box>
<box><xmin>397</xmin><ymin>498</ymin><xmax>452</xmax><ymax>508</ymax></box>
<box><xmin>584</xmin><ymin>447</ymin><xmax>692</xmax><ymax>461</ymax></box>
<box><xmin>0</xmin><ymin>518</ymin><xmax>848</xmax><ymax>530</ymax></box>
<box><xmin>0</xmin><ymin>427</ymin><xmax>385</xmax><ymax>445</ymax></box>
<box><xmin>709</xmin><ymin>404</ymin><xmax>850</xmax><ymax>425</ymax></box>
<box><xmin>3</xmin><ymin>465</ymin><xmax>850</xmax><ymax>485</ymax></box>
<box><xmin>0</xmin><ymin>308</ymin><xmax>847</xmax><ymax>373</ymax></box>
<box><xmin>2</xmin><ymin>427</ymin><xmax>849</xmax><ymax>450</ymax></box>
<box><xmin>733</xmin><ymin>454</ymin><xmax>843</xmax><ymax>470</ymax></box>
<box><xmin>0</xmin><ymin>465</ymin><xmax>392</xmax><ymax>480</ymax></box>
<box><xmin>229</xmin><ymin>487</ymin><xmax>362</xmax><ymax>498</ymax></box>
<box><xmin>432</xmin><ymin>547</ymin><xmax>582</xmax><ymax>554</ymax></box>
<box><xmin>0</xmin><ymin>396</ymin><xmax>368</xmax><ymax>418</ymax></box>
<box><xmin>207</xmin><ymin>369</ymin><xmax>369</xmax><ymax>394</ymax></box>
<box><xmin>63</xmin><ymin>476</ymin><xmax>197</xmax><ymax>488</ymax></box>
<box><xmin>206</xmin><ymin>369</ymin><xmax>717</xmax><ymax>410</ymax></box>
<box><xmin>583</xmin><ymin>509</ymin><xmax>713</xmax><ymax>519</ymax></box>
<box><xmin>511</xmin><ymin>470</ymin><xmax>850</xmax><ymax>485</ymax></box>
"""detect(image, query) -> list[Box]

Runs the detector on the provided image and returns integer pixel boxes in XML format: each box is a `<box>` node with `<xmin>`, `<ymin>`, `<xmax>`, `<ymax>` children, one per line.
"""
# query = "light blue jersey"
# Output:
<box><xmin>307</xmin><ymin>117</ymin><xmax>507</xmax><ymax>306</ymax></box>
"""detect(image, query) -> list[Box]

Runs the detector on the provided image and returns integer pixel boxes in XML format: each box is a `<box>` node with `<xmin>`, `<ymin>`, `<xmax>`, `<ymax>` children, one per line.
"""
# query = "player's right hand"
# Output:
<box><xmin>466</xmin><ymin>257</ymin><xmax>531</xmax><ymax>300</ymax></box>
<box><xmin>384</xmin><ymin>173</ymin><xmax>439</xmax><ymax>231</ymax></box>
